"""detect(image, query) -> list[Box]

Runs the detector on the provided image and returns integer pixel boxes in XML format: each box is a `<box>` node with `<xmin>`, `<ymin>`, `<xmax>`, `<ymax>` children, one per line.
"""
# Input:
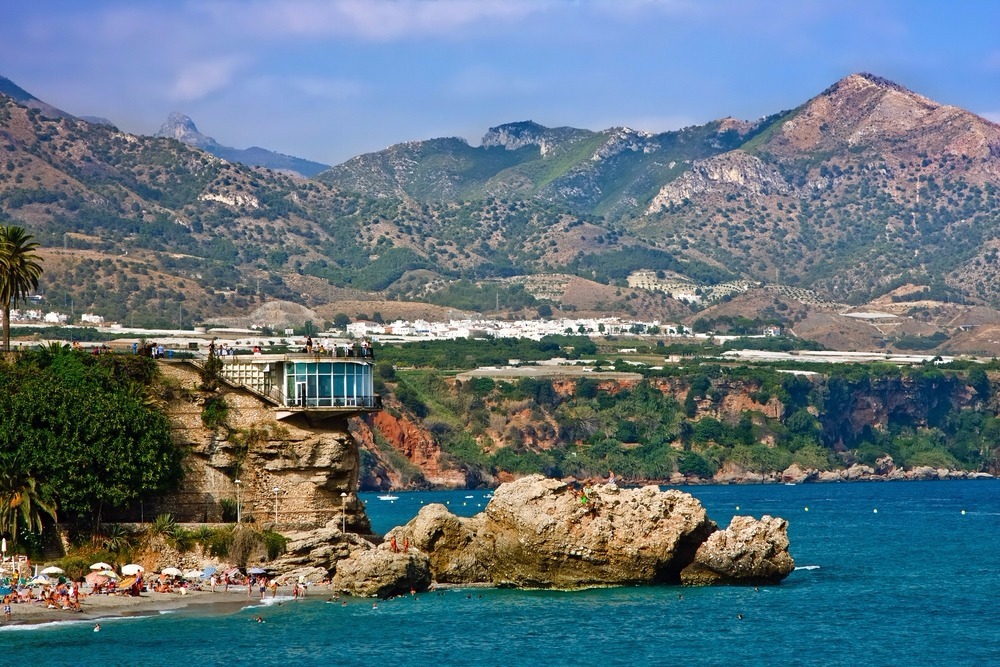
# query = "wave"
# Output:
<box><xmin>794</xmin><ymin>565</ymin><xmax>821</xmax><ymax>571</ymax></box>
<box><xmin>245</xmin><ymin>595</ymin><xmax>296</xmax><ymax>609</ymax></box>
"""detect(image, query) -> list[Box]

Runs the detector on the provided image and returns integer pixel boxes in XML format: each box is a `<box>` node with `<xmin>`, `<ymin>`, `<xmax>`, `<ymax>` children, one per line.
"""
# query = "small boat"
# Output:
<box><xmin>377</xmin><ymin>494</ymin><xmax>399</xmax><ymax>501</ymax></box>
<box><xmin>465</xmin><ymin>495</ymin><xmax>474</xmax><ymax>499</ymax></box>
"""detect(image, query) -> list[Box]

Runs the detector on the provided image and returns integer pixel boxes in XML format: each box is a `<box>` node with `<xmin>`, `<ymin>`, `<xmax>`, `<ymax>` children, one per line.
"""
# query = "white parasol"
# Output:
<box><xmin>121</xmin><ymin>563</ymin><xmax>145</xmax><ymax>576</ymax></box>
<box><xmin>160</xmin><ymin>567</ymin><xmax>183</xmax><ymax>577</ymax></box>
<box><xmin>40</xmin><ymin>566</ymin><xmax>65</xmax><ymax>575</ymax></box>
<box><xmin>89</xmin><ymin>562</ymin><xmax>113</xmax><ymax>571</ymax></box>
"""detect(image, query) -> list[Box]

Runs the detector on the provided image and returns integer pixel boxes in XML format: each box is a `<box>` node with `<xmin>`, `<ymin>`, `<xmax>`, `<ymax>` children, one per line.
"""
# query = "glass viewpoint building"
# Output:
<box><xmin>215</xmin><ymin>354</ymin><xmax>380</xmax><ymax>419</ymax></box>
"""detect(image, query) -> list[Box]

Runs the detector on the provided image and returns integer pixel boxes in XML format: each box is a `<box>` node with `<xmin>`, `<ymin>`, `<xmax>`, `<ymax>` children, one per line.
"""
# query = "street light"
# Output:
<box><xmin>234</xmin><ymin>479</ymin><xmax>242</xmax><ymax>524</ymax></box>
<box><xmin>272</xmin><ymin>486</ymin><xmax>281</xmax><ymax>524</ymax></box>
<box><xmin>340</xmin><ymin>492</ymin><xmax>348</xmax><ymax>533</ymax></box>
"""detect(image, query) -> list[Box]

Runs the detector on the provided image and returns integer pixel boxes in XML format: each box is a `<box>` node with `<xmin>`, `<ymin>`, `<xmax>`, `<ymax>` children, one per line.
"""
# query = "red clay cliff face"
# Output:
<box><xmin>355</xmin><ymin>409</ymin><xmax>467</xmax><ymax>489</ymax></box>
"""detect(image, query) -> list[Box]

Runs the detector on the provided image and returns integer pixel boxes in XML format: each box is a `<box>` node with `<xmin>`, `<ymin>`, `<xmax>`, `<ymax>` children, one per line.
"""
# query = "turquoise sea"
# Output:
<box><xmin>5</xmin><ymin>480</ymin><xmax>999</xmax><ymax>666</ymax></box>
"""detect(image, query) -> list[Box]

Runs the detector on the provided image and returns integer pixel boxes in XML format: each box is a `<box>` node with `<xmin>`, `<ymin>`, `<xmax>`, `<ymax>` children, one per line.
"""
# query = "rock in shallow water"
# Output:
<box><xmin>680</xmin><ymin>515</ymin><xmax>795</xmax><ymax>585</ymax></box>
<box><xmin>388</xmin><ymin>474</ymin><xmax>793</xmax><ymax>589</ymax></box>
<box><xmin>331</xmin><ymin>547</ymin><xmax>431</xmax><ymax>598</ymax></box>
<box><xmin>334</xmin><ymin>475</ymin><xmax>795</xmax><ymax>594</ymax></box>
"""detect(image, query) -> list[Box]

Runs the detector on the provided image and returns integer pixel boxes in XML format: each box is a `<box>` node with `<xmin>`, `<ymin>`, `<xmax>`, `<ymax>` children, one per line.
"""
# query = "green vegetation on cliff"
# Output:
<box><xmin>0</xmin><ymin>346</ymin><xmax>182</xmax><ymax>552</ymax></box>
<box><xmin>369</xmin><ymin>358</ymin><xmax>1000</xmax><ymax>484</ymax></box>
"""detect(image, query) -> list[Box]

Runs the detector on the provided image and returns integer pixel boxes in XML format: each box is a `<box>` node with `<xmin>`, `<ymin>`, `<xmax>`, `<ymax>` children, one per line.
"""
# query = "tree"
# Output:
<box><xmin>0</xmin><ymin>226</ymin><xmax>43</xmax><ymax>353</ymax></box>
<box><xmin>0</xmin><ymin>462</ymin><xmax>57</xmax><ymax>545</ymax></box>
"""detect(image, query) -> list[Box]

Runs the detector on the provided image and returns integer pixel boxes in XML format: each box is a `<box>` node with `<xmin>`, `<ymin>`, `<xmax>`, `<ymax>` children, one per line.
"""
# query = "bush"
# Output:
<box><xmin>201</xmin><ymin>395</ymin><xmax>229</xmax><ymax>429</ymax></box>
<box><xmin>678</xmin><ymin>451</ymin><xmax>716</xmax><ymax>478</ymax></box>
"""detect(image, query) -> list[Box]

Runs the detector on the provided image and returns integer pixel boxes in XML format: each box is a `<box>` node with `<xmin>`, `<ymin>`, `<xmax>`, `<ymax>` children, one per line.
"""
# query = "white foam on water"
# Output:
<box><xmin>245</xmin><ymin>595</ymin><xmax>295</xmax><ymax>609</ymax></box>
<box><xmin>794</xmin><ymin>565</ymin><xmax>821</xmax><ymax>571</ymax></box>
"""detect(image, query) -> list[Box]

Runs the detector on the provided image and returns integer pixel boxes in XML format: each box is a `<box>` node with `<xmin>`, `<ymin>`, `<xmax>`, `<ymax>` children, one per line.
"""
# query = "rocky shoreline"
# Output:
<box><xmin>705</xmin><ymin>459</ymin><xmax>995</xmax><ymax>485</ymax></box>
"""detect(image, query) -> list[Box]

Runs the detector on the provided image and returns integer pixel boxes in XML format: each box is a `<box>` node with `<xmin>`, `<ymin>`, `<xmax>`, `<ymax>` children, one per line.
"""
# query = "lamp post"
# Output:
<box><xmin>234</xmin><ymin>479</ymin><xmax>242</xmax><ymax>524</ymax></box>
<box><xmin>340</xmin><ymin>492</ymin><xmax>348</xmax><ymax>533</ymax></box>
<box><xmin>272</xmin><ymin>486</ymin><xmax>281</xmax><ymax>524</ymax></box>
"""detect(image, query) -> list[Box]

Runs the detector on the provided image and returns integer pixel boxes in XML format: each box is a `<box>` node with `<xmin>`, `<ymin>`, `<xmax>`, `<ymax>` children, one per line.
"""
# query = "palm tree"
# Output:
<box><xmin>0</xmin><ymin>225</ymin><xmax>43</xmax><ymax>353</ymax></box>
<box><xmin>0</xmin><ymin>467</ymin><xmax>58</xmax><ymax>545</ymax></box>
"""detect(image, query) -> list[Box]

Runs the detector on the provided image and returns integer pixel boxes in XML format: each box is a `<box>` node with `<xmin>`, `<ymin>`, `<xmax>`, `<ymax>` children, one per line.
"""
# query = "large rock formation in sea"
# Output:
<box><xmin>334</xmin><ymin>474</ymin><xmax>794</xmax><ymax>593</ymax></box>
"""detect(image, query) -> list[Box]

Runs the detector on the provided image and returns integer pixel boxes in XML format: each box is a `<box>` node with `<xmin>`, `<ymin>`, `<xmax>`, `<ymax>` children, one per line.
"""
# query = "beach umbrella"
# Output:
<box><xmin>40</xmin><ymin>566</ymin><xmax>65</xmax><ymax>575</ymax></box>
<box><xmin>160</xmin><ymin>567</ymin><xmax>183</xmax><ymax>577</ymax></box>
<box><xmin>85</xmin><ymin>571</ymin><xmax>109</xmax><ymax>586</ymax></box>
<box><xmin>183</xmin><ymin>569</ymin><xmax>204</xmax><ymax>579</ymax></box>
<box><xmin>202</xmin><ymin>566</ymin><xmax>217</xmax><ymax>577</ymax></box>
<box><xmin>89</xmin><ymin>562</ymin><xmax>113</xmax><ymax>571</ymax></box>
<box><xmin>121</xmin><ymin>563</ymin><xmax>145</xmax><ymax>576</ymax></box>
<box><xmin>99</xmin><ymin>570</ymin><xmax>119</xmax><ymax>579</ymax></box>
<box><xmin>247</xmin><ymin>567</ymin><xmax>267</xmax><ymax>574</ymax></box>
<box><xmin>27</xmin><ymin>575</ymin><xmax>51</xmax><ymax>586</ymax></box>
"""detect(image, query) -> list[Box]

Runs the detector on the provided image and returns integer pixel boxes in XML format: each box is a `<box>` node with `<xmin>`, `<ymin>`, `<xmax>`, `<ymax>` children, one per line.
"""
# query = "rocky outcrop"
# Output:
<box><xmin>331</xmin><ymin>546</ymin><xmax>431</xmax><ymax>598</ymax></box>
<box><xmin>386</xmin><ymin>475</ymin><xmax>793</xmax><ymax>590</ymax></box>
<box><xmin>394</xmin><ymin>503</ymin><xmax>488</xmax><ymax>584</ymax></box>
<box><xmin>646</xmin><ymin>152</ymin><xmax>793</xmax><ymax>212</ymax></box>
<box><xmin>154</xmin><ymin>363</ymin><xmax>370</xmax><ymax>534</ymax></box>
<box><xmin>680</xmin><ymin>515</ymin><xmax>794</xmax><ymax>585</ymax></box>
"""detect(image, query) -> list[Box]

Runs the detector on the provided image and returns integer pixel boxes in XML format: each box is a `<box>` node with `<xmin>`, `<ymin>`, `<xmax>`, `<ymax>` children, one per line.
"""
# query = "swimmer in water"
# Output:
<box><xmin>94</xmin><ymin>624</ymin><xmax>101</xmax><ymax>632</ymax></box>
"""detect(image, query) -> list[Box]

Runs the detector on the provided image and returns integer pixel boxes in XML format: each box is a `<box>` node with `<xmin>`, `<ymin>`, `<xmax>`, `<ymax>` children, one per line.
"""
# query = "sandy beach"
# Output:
<box><xmin>2</xmin><ymin>586</ymin><xmax>299</xmax><ymax>627</ymax></box>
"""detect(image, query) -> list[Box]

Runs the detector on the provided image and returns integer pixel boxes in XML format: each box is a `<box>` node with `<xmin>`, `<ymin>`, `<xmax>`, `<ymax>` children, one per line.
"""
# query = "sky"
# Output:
<box><xmin>3</xmin><ymin>0</ymin><xmax>1000</xmax><ymax>166</ymax></box>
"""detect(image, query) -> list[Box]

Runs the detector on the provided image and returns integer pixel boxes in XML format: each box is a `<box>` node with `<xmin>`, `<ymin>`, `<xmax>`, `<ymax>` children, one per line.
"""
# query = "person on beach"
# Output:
<box><xmin>4</xmin><ymin>603</ymin><xmax>10</xmax><ymax>621</ymax></box>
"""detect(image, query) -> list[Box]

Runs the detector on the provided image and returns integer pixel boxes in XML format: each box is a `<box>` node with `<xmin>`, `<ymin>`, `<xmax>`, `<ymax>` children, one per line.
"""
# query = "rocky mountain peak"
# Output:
<box><xmin>481</xmin><ymin>121</ymin><xmax>550</xmax><ymax>150</ymax></box>
<box><xmin>156</xmin><ymin>112</ymin><xmax>217</xmax><ymax>148</ymax></box>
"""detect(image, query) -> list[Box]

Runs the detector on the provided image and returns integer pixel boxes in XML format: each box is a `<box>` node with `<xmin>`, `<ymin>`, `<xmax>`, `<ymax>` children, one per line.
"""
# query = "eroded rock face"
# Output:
<box><xmin>482</xmin><ymin>476</ymin><xmax>716</xmax><ymax>588</ymax></box>
<box><xmin>387</xmin><ymin>504</ymin><xmax>488</xmax><ymax>584</ymax></box>
<box><xmin>680</xmin><ymin>515</ymin><xmax>795</xmax><ymax>586</ymax></box>
<box><xmin>155</xmin><ymin>363</ymin><xmax>370</xmax><ymax>534</ymax></box>
<box><xmin>331</xmin><ymin>546</ymin><xmax>431</xmax><ymax>598</ymax></box>
<box><xmin>390</xmin><ymin>474</ymin><xmax>755</xmax><ymax>589</ymax></box>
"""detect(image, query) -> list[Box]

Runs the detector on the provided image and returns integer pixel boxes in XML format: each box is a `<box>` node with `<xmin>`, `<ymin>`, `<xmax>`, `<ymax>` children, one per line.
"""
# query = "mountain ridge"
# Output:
<box><xmin>2</xmin><ymin>71</ymin><xmax>1000</xmax><ymax>355</ymax></box>
<box><xmin>155</xmin><ymin>111</ymin><xmax>331</xmax><ymax>177</ymax></box>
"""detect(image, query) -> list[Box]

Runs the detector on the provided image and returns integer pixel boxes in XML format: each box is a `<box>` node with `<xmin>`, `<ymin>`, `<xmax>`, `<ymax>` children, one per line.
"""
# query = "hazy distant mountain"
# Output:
<box><xmin>156</xmin><ymin>112</ymin><xmax>330</xmax><ymax>177</ymax></box>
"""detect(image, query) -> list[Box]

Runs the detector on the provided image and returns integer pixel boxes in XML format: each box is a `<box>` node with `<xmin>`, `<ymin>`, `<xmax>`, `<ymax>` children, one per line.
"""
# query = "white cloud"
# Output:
<box><xmin>170</xmin><ymin>56</ymin><xmax>247</xmax><ymax>101</ymax></box>
<box><xmin>196</xmin><ymin>0</ymin><xmax>549</xmax><ymax>41</ymax></box>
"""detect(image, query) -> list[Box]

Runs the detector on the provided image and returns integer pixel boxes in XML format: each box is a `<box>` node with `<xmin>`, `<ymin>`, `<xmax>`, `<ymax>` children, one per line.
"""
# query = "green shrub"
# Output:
<box><xmin>201</xmin><ymin>395</ymin><xmax>229</xmax><ymax>429</ymax></box>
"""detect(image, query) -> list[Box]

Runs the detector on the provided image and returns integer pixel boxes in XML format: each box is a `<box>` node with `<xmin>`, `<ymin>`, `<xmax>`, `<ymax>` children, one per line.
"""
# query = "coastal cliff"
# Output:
<box><xmin>359</xmin><ymin>369</ymin><xmax>998</xmax><ymax>489</ymax></box>
<box><xmin>153</xmin><ymin>363</ymin><xmax>371</xmax><ymax>534</ymax></box>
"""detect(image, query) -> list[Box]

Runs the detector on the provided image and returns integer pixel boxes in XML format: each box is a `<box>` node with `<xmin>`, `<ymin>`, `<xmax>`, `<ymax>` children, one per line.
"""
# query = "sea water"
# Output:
<box><xmin>4</xmin><ymin>480</ymin><xmax>999</xmax><ymax>666</ymax></box>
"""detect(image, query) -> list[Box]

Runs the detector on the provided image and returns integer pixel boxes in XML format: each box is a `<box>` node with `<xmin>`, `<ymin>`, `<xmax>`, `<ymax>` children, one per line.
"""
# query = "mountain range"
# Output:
<box><xmin>1</xmin><ymin>72</ymin><xmax>1000</xmax><ymax>353</ymax></box>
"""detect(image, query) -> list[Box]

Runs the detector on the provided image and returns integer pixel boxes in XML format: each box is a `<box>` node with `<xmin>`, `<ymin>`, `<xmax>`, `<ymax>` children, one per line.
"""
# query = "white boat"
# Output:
<box><xmin>377</xmin><ymin>494</ymin><xmax>399</xmax><ymax>501</ymax></box>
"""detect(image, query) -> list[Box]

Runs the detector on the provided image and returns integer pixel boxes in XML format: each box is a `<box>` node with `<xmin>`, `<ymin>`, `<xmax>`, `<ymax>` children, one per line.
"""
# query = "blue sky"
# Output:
<box><xmin>3</xmin><ymin>0</ymin><xmax>1000</xmax><ymax>166</ymax></box>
